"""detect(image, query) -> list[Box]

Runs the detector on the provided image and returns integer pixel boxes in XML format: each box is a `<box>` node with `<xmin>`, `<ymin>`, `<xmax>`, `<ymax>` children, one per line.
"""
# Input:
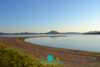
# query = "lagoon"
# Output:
<box><xmin>25</xmin><ymin>34</ymin><xmax>100</xmax><ymax>52</ymax></box>
<box><xmin>1</xmin><ymin>34</ymin><xmax>100</xmax><ymax>52</ymax></box>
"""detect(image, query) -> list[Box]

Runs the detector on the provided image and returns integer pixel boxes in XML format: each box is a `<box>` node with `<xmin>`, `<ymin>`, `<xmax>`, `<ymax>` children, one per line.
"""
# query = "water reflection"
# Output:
<box><xmin>25</xmin><ymin>35</ymin><xmax>100</xmax><ymax>52</ymax></box>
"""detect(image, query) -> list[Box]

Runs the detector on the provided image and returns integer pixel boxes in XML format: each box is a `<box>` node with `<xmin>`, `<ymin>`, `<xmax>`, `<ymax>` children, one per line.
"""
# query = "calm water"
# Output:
<box><xmin>25</xmin><ymin>34</ymin><xmax>100</xmax><ymax>52</ymax></box>
<box><xmin>0</xmin><ymin>34</ymin><xmax>65</xmax><ymax>37</ymax></box>
<box><xmin>1</xmin><ymin>34</ymin><xmax>100</xmax><ymax>52</ymax></box>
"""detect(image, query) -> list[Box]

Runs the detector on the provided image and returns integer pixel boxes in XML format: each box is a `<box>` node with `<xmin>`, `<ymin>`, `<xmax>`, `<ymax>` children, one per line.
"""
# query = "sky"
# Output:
<box><xmin>0</xmin><ymin>0</ymin><xmax>100</xmax><ymax>33</ymax></box>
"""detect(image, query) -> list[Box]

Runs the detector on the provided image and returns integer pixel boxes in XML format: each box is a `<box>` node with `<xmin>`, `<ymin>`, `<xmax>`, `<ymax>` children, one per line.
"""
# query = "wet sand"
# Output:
<box><xmin>0</xmin><ymin>37</ymin><xmax>100</xmax><ymax>67</ymax></box>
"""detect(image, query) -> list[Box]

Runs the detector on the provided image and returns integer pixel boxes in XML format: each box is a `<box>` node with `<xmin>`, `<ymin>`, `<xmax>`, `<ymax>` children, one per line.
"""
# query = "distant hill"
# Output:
<box><xmin>84</xmin><ymin>31</ymin><xmax>100</xmax><ymax>34</ymax></box>
<box><xmin>2</xmin><ymin>31</ymin><xmax>100</xmax><ymax>34</ymax></box>
<box><xmin>46</xmin><ymin>31</ymin><xmax>60</xmax><ymax>34</ymax></box>
<box><xmin>0</xmin><ymin>32</ymin><xmax>5</xmax><ymax>35</ymax></box>
<box><xmin>0</xmin><ymin>31</ymin><xmax>81</xmax><ymax>34</ymax></box>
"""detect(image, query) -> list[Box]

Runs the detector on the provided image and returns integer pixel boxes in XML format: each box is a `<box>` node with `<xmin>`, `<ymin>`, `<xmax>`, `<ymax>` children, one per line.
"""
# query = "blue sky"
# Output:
<box><xmin>0</xmin><ymin>0</ymin><xmax>100</xmax><ymax>33</ymax></box>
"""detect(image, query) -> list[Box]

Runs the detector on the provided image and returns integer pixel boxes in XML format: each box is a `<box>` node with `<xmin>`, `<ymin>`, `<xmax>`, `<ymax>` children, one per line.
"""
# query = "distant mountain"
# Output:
<box><xmin>84</xmin><ymin>31</ymin><xmax>100</xmax><ymax>34</ymax></box>
<box><xmin>46</xmin><ymin>31</ymin><xmax>60</xmax><ymax>34</ymax></box>
<box><xmin>46</xmin><ymin>31</ymin><xmax>80</xmax><ymax>34</ymax></box>
<box><xmin>1</xmin><ymin>31</ymin><xmax>97</xmax><ymax>35</ymax></box>
<box><xmin>0</xmin><ymin>32</ymin><xmax>5</xmax><ymax>34</ymax></box>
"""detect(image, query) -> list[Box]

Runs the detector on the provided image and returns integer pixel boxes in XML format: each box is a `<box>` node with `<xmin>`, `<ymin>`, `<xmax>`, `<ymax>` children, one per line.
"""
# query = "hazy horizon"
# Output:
<box><xmin>0</xmin><ymin>0</ymin><xmax>100</xmax><ymax>33</ymax></box>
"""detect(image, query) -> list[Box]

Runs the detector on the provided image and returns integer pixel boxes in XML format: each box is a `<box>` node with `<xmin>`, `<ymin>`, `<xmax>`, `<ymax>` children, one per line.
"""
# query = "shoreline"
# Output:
<box><xmin>0</xmin><ymin>37</ymin><xmax>100</xmax><ymax>67</ymax></box>
<box><xmin>25</xmin><ymin>37</ymin><xmax>100</xmax><ymax>53</ymax></box>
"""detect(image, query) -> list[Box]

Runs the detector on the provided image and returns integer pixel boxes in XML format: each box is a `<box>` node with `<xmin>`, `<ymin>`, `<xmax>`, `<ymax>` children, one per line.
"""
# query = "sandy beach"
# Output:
<box><xmin>0</xmin><ymin>37</ymin><xmax>100</xmax><ymax>67</ymax></box>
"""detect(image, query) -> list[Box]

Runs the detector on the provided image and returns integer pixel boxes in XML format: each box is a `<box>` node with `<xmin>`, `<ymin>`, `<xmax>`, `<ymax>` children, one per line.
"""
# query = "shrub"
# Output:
<box><xmin>0</xmin><ymin>43</ymin><xmax>63</xmax><ymax>67</ymax></box>
<box><xmin>0</xmin><ymin>43</ymin><xmax>44</xmax><ymax>67</ymax></box>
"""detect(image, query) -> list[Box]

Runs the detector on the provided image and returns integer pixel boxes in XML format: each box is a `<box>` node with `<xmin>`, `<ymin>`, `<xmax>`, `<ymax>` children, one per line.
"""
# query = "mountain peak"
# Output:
<box><xmin>46</xmin><ymin>30</ymin><xmax>59</xmax><ymax>34</ymax></box>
